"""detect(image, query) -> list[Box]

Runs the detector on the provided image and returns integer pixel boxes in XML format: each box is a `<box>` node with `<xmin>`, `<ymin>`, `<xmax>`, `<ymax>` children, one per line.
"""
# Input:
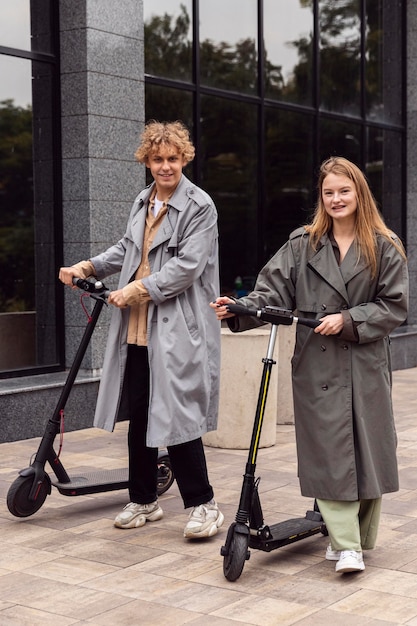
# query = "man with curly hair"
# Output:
<box><xmin>59</xmin><ymin>120</ymin><xmax>223</xmax><ymax>538</ymax></box>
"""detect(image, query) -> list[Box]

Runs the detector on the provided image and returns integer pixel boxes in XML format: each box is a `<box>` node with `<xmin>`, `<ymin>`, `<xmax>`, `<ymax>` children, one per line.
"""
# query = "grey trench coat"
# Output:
<box><xmin>89</xmin><ymin>175</ymin><xmax>220</xmax><ymax>448</ymax></box>
<box><xmin>230</xmin><ymin>227</ymin><xmax>408</xmax><ymax>501</ymax></box>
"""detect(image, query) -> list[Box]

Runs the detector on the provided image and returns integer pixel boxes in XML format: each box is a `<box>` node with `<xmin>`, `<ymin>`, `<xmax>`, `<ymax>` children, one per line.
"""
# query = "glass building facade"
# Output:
<box><xmin>0</xmin><ymin>0</ymin><xmax>412</xmax><ymax>393</ymax></box>
<box><xmin>144</xmin><ymin>0</ymin><xmax>405</xmax><ymax>295</ymax></box>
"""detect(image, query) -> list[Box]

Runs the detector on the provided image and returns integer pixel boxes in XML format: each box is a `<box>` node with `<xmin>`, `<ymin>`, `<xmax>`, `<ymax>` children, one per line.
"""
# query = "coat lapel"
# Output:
<box><xmin>308</xmin><ymin>236</ymin><xmax>369</xmax><ymax>304</ymax></box>
<box><xmin>308</xmin><ymin>237</ymin><xmax>349</xmax><ymax>302</ymax></box>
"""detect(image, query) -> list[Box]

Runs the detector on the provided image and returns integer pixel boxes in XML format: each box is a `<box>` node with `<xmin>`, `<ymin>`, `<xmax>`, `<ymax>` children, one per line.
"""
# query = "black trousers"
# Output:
<box><xmin>126</xmin><ymin>345</ymin><xmax>214</xmax><ymax>508</ymax></box>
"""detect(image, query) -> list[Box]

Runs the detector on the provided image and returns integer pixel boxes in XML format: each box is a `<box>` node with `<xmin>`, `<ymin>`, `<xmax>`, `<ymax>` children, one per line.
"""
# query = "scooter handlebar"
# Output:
<box><xmin>72</xmin><ymin>277</ymin><xmax>110</xmax><ymax>298</ymax></box>
<box><xmin>226</xmin><ymin>303</ymin><xmax>321</xmax><ymax>328</ymax></box>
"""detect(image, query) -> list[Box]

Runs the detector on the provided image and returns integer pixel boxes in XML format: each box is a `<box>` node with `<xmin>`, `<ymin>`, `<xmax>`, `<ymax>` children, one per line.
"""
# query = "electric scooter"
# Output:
<box><xmin>7</xmin><ymin>278</ymin><xmax>174</xmax><ymax>518</ymax></box>
<box><xmin>220</xmin><ymin>303</ymin><xmax>327</xmax><ymax>581</ymax></box>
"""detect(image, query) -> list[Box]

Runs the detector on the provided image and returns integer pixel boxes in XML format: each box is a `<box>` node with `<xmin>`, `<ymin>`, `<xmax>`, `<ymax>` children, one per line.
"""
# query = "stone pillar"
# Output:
<box><xmin>407</xmin><ymin>0</ymin><xmax>417</xmax><ymax>325</ymax></box>
<box><xmin>59</xmin><ymin>0</ymin><xmax>145</xmax><ymax>369</ymax></box>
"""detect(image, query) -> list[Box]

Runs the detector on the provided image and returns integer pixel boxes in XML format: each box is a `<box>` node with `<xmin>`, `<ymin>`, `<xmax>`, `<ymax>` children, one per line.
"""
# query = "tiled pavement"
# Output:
<box><xmin>1</xmin><ymin>367</ymin><xmax>417</xmax><ymax>625</ymax></box>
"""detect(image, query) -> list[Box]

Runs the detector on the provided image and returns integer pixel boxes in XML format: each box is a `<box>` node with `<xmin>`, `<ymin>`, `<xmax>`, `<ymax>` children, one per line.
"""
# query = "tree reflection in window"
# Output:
<box><xmin>0</xmin><ymin>99</ymin><xmax>34</xmax><ymax>313</ymax></box>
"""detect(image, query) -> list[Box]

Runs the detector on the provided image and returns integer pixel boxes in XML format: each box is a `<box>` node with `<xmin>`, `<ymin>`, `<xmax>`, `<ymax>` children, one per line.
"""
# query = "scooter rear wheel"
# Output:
<box><xmin>157</xmin><ymin>453</ymin><xmax>174</xmax><ymax>496</ymax></box>
<box><xmin>7</xmin><ymin>475</ymin><xmax>49</xmax><ymax>518</ymax></box>
<box><xmin>223</xmin><ymin>530</ymin><xmax>249</xmax><ymax>581</ymax></box>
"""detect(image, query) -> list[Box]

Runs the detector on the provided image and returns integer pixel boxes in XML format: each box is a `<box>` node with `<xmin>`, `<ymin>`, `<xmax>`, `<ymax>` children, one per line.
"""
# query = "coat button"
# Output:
<box><xmin>320</xmin><ymin>345</ymin><xmax>326</xmax><ymax>351</ymax></box>
<box><xmin>163</xmin><ymin>317</ymin><xmax>168</xmax><ymax>323</ymax></box>
<box><xmin>321</xmin><ymin>304</ymin><xmax>327</xmax><ymax>310</ymax></box>
<box><xmin>341</xmin><ymin>344</ymin><xmax>348</xmax><ymax>350</ymax></box>
<box><xmin>322</xmin><ymin>384</ymin><xmax>328</xmax><ymax>390</ymax></box>
<box><xmin>341</xmin><ymin>304</ymin><xmax>348</xmax><ymax>310</ymax></box>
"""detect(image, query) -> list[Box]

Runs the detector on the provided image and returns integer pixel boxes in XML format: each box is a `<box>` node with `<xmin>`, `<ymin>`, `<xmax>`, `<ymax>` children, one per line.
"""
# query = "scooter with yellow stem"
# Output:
<box><xmin>220</xmin><ymin>303</ymin><xmax>327</xmax><ymax>581</ymax></box>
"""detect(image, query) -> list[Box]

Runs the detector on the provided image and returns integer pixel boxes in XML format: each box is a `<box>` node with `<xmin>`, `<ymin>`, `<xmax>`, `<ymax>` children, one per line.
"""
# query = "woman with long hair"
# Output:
<box><xmin>212</xmin><ymin>156</ymin><xmax>408</xmax><ymax>573</ymax></box>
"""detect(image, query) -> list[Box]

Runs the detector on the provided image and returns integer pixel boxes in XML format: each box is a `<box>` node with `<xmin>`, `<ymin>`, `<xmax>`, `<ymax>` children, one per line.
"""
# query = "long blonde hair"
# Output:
<box><xmin>305</xmin><ymin>156</ymin><xmax>406</xmax><ymax>277</ymax></box>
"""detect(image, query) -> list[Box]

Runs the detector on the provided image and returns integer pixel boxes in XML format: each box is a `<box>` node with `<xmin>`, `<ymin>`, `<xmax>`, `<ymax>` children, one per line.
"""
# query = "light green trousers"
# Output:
<box><xmin>316</xmin><ymin>498</ymin><xmax>382</xmax><ymax>552</ymax></box>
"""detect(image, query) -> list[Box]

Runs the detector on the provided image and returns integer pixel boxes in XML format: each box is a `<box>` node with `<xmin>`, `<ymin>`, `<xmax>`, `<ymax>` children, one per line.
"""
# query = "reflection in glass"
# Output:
<box><xmin>0</xmin><ymin>57</ymin><xmax>34</xmax><ymax>371</ymax></box>
<box><xmin>201</xmin><ymin>96</ymin><xmax>258</xmax><ymax>294</ymax></box>
<box><xmin>0</xmin><ymin>53</ymin><xmax>60</xmax><ymax>373</ymax></box>
<box><xmin>0</xmin><ymin>0</ymin><xmax>31</xmax><ymax>50</ymax></box>
<box><xmin>144</xmin><ymin>0</ymin><xmax>192</xmax><ymax>81</ymax></box>
<box><xmin>264</xmin><ymin>0</ymin><xmax>313</xmax><ymax>104</ymax></box>
<box><xmin>319</xmin><ymin>0</ymin><xmax>361</xmax><ymax>115</ymax></box>
<box><xmin>365</xmin><ymin>0</ymin><xmax>403</xmax><ymax>124</ymax></box>
<box><xmin>319</xmin><ymin>118</ymin><xmax>361</xmax><ymax>166</ymax></box>
<box><xmin>264</xmin><ymin>109</ymin><xmax>314</xmax><ymax>259</ymax></box>
<box><xmin>200</xmin><ymin>0</ymin><xmax>258</xmax><ymax>95</ymax></box>
<box><xmin>0</xmin><ymin>55</ymin><xmax>32</xmax><ymax>107</ymax></box>
<box><xmin>367</xmin><ymin>128</ymin><xmax>403</xmax><ymax>238</ymax></box>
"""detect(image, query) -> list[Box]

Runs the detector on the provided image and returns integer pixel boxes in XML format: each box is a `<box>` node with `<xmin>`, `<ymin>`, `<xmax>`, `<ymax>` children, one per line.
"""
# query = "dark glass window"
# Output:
<box><xmin>319</xmin><ymin>119</ymin><xmax>361</xmax><ymax>165</ymax></box>
<box><xmin>366</xmin><ymin>127</ymin><xmax>403</xmax><ymax>236</ymax></box>
<box><xmin>264</xmin><ymin>109</ymin><xmax>314</xmax><ymax>259</ymax></box>
<box><xmin>365</xmin><ymin>0</ymin><xmax>403</xmax><ymax>124</ymax></box>
<box><xmin>200</xmin><ymin>97</ymin><xmax>258</xmax><ymax>294</ymax></box>
<box><xmin>0</xmin><ymin>2</ymin><xmax>60</xmax><ymax>376</ymax></box>
<box><xmin>319</xmin><ymin>0</ymin><xmax>361</xmax><ymax>116</ymax></box>
<box><xmin>264</xmin><ymin>0</ymin><xmax>314</xmax><ymax>104</ymax></box>
<box><xmin>200</xmin><ymin>0</ymin><xmax>258</xmax><ymax>95</ymax></box>
<box><xmin>144</xmin><ymin>1</ymin><xmax>192</xmax><ymax>81</ymax></box>
<box><xmin>144</xmin><ymin>0</ymin><xmax>406</xmax><ymax>294</ymax></box>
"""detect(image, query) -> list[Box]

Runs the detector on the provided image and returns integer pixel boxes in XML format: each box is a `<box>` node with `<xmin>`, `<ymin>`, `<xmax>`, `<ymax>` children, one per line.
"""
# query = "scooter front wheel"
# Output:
<box><xmin>223</xmin><ymin>530</ymin><xmax>249</xmax><ymax>581</ymax></box>
<box><xmin>7</xmin><ymin>475</ymin><xmax>49</xmax><ymax>518</ymax></box>
<box><xmin>157</xmin><ymin>453</ymin><xmax>174</xmax><ymax>496</ymax></box>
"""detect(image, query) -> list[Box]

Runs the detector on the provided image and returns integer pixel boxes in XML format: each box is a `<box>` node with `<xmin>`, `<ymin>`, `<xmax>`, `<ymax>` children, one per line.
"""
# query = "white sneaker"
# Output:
<box><xmin>335</xmin><ymin>550</ymin><xmax>365</xmax><ymax>573</ymax></box>
<box><xmin>114</xmin><ymin>501</ymin><xmax>163</xmax><ymax>529</ymax></box>
<box><xmin>325</xmin><ymin>544</ymin><xmax>341</xmax><ymax>561</ymax></box>
<box><xmin>184</xmin><ymin>500</ymin><xmax>224</xmax><ymax>539</ymax></box>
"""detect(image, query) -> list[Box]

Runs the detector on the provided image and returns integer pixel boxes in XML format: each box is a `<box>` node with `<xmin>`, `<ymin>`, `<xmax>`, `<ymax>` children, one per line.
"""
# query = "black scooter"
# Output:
<box><xmin>7</xmin><ymin>278</ymin><xmax>174</xmax><ymax>518</ymax></box>
<box><xmin>220</xmin><ymin>303</ymin><xmax>327</xmax><ymax>581</ymax></box>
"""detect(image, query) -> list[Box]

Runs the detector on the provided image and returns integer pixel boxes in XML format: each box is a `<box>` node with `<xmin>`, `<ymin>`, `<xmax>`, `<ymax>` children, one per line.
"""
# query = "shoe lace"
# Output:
<box><xmin>341</xmin><ymin>550</ymin><xmax>360</xmax><ymax>559</ymax></box>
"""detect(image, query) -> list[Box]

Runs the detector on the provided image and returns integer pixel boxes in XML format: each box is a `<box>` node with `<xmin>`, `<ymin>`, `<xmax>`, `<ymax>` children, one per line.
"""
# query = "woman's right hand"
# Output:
<box><xmin>58</xmin><ymin>266</ymin><xmax>83</xmax><ymax>287</ymax></box>
<box><xmin>209</xmin><ymin>296</ymin><xmax>236</xmax><ymax>320</ymax></box>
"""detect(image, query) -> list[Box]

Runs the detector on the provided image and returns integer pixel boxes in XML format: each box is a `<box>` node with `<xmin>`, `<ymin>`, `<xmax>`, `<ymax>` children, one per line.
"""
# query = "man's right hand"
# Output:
<box><xmin>58</xmin><ymin>266</ymin><xmax>82</xmax><ymax>287</ymax></box>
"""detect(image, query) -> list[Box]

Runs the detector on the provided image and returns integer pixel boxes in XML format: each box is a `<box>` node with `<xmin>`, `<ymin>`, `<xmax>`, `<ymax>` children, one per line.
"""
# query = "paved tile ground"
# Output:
<box><xmin>1</xmin><ymin>367</ymin><xmax>417</xmax><ymax>625</ymax></box>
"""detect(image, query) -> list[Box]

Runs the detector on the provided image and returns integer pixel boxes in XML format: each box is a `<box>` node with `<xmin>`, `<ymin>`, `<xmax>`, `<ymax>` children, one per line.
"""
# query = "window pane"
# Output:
<box><xmin>0</xmin><ymin>57</ymin><xmax>34</xmax><ymax>371</ymax></box>
<box><xmin>0</xmin><ymin>0</ymin><xmax>31</xmax><ymax>50</ymax></box>
<box><xmin>319</xmin><ymin>118</ymin><xmax>361</xmax><ymax>165</ymax></box>
<box><xmin>264</xmin><ymin>0</ymin><xmax>313</xmax><ymax>104</ymax></box>
<box><xmin>144</xmin><ymin>0</ymin><xmax>192</xmax><ymax>81</ymax></box>
<box><xmin>366</xmin><ymin>128</ymin><xmax>403</xmax><ymax>238</ymax></box>
<box><xmin>365</xmin><ymin>0</ymin><xmax>403</xmax><ymax>124</ymax></box>
<box><xmin>264</xmin><ymin>109</ymin><xmax>314</xmax><ymax>259</ymax></box>
<box><xmin>200</xmin><ymin>0</ymin><xmax>258</xmax><ymax>95</ymax></box>
<box><xmin>0</xmin><ymin>55</ymin><xmax>59</xmax><ymax>373</ymax></box>
<box><xmin>201</xmin><ymin>97</ymin><xmax>258</xmax><ymax>294</ymax></box>
<box><xmin>319</xmin><ymin>0</ymin><xmax>361</xmax><ymax>115</ymax></box>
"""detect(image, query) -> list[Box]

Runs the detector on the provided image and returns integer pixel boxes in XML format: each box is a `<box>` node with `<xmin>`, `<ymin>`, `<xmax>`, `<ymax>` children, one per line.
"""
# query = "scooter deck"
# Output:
<box><xmin>51</xmin><ymin>468</ymin><xmax>128</xmax><ymax>496</ymax></box>
<box><xmin>249</xmin><ymin>514</ymin><xmax>325</xmax><ymax>552</ymax></box>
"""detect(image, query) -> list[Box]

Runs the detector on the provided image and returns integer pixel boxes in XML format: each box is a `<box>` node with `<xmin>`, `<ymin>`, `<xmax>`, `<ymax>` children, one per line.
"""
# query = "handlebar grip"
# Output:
<box><xmin>226</xmin><ymin>302</ymin><xmax>322</xmax><ymax>329</ymax></box>
<box><xmin>225</xmin><ymin>303</ymin><xmax>259</xmax><ymax>317</ymax></box>
<box><xmin>295</xmin><ymin>316</ymin><xmax>322</xmax><ymax>329</ymax></box>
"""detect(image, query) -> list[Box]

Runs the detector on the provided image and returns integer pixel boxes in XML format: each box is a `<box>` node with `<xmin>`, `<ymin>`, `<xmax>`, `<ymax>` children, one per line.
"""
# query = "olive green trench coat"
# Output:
<box><xmin>230</xmin><ymin>227</ymin><xmax>408</xmax><ymax>501</ymax></box>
